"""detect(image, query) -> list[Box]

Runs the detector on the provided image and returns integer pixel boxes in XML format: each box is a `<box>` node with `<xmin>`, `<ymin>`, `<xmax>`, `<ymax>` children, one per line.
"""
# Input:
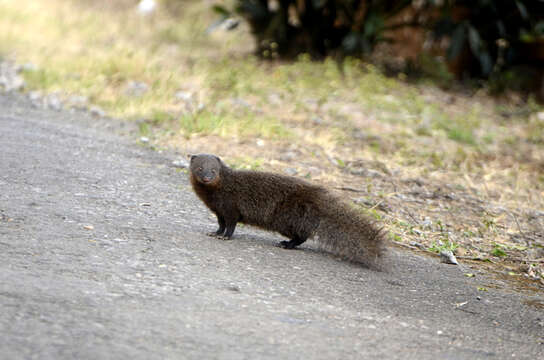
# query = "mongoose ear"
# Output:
<box><xmin>188</xmin><ymin>154</ymin><xmax>196</xmax><ymax>162</ymax></box>
<box><xmin>213</xmin><ymin>155</ymin><xmax>224</xmax><ymax>165</ymax></box>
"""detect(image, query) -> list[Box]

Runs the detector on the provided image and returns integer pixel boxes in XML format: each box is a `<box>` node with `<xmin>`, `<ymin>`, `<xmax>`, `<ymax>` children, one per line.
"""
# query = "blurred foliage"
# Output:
<box><xmin>211</xmin><ymin>0</ymin><xmax>544</xmax><ymax>81</ymax></box>
<box><xmin>432</xmin><ymin>0</ymin><xmax>544</xmax><ymax>78</ymax></box>
<box><xmin>213</xmin><ymin>0</ymin><xmax>413</xmax><ymax>59</ymax></box>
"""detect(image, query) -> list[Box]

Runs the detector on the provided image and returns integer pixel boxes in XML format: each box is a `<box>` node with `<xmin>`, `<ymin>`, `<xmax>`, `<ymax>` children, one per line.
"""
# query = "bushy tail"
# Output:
<box><xmin>314</xmin><ymin>195</ymin><xmax>386</xmax><ymax>269</ymax></box>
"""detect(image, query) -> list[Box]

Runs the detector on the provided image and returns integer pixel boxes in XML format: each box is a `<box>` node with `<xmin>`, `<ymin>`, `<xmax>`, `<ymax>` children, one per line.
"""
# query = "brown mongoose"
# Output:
<box><xmin>189</xmin><ymin>154</ymin><xmax>385</xmax><ymax>268</ymax></box>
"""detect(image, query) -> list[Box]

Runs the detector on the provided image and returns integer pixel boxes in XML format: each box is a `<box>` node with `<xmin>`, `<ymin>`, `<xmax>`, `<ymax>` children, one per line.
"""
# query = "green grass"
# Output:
<box><xmin>178</xmin><ymin>108</ymin><xmax>290</xmax><ymax>138</ymax></box>
<box><xmin>491</xmin><ymin>244</ymin><xmax>508</xmax><ymax>257</ymax></box>
<box><xmin>228</xmin><ymin>157</ymin><xmax>265</xmax><ymax>171</ymax></box>
<box><xmin>428</xmin><ymin>239</ymin><xmax>459</xmax><ymax>253</ymax></box>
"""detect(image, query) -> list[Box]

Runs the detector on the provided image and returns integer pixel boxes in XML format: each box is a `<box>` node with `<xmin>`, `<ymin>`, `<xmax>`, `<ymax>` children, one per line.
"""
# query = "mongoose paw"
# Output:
<box><xmin>279</xmin><ymin>241</ymin><xmax>297</xmax><ymax>249</ymax></box>
<box><xmin>217</xmin><ymin>235</ymin><xmax>232</xmax><ymax>240</ymax></box>
<box><xmin>206</xmin><ymin>231</ymin><xmax>221</xmax><ymax>237</ymax></box>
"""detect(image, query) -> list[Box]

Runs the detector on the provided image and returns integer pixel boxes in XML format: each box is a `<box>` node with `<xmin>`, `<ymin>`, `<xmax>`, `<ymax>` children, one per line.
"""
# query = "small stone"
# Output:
<box><xmin>306</xmin><ymin>166</ymin><xmax>321</xmax><ymax>177</ymax></box>
<box><xmin>256</xmin><ymin>139</ymin><xmax>265</xmax><ymax>147</ymax></box>
<box><xmin>311</xmin><ymin>116</ymin><xmax>323</xmax><ymax>125</ymax></box>
<box><xmin>348</xmin><ymin>167</ymin><xmax>382</xmax><ymax>178</ymax></box>
<box><xmin>227</xmin><ymin>285</ymin><xmax>240</xmax><ymax>292</ymax></box>
<box><xmin>408</xmin><ymin>178</ymin><xmax>424</xmax><ymax>187</ymax></box>
<box><xmin>279</xmin><ymin>151</ymin><xmax>296</xmax><ymax>162</ymax></box>
<box><xmin>528</xmin><ymin>210</ymin><xmax>544</xmax><ymax>220</ymax></box>
<box><xmin>30</xmin><ymin>101</ymin><xmax>43</xmax><ymax>109</ymax></box>
<box><xmin>137</xmin><ymin>0</ymin><xmax>156</xmax><ymax>15</ymax></box>
<box><xmin>303</xmin><ymin>98</ymin><xmax>318</xmax><ymax>112</ymax></box>
<box><xmin>489</xmin><ymin>205</ymin><xmax>507</xmax><ymax>215</ymax></box>
<box><xmin>367</xmin><ymin>169</ymin><xmax>382</xmax><ymax>178</ymax></box>
<box><xmin>89</xmin><ymin>105</ymin><xmax>106</xmax><ymax>118</ymax></box>
<box><xmin>231</xmin><ymin>97</ymin><xmax>251</xmax><ymax>108</ymax></box>
<box><xmin>12</xmin><ymin>64</ymin><xmax>23</xmax><ymax>73</ymax></box>
<box><xmin>527</xmin><ymin>247</ymin><xmax>544</xmax><ymax>260</ymax></box>
<box><xmin>140</xmin><ymin>137</ymin><xmax>149</xmax><ymax>143</ymax></box>
<box><xmin>354</xmin><ymin>197</ymin><xmax>374</xmax><ymax>207</ymax></box>
<box><xmin>353</xmin><ymin>131</ymin><xmax>372</xmax><ymax>141</ymax></box>
<box><xmin>8</xmin><ymin>76</ymin><xmax>25</xmax><ymax>91</ymax></box>
<box><xmin>83</xmin><ymin>225</ymin><xmax>94</xmax><ymax>230</ymax></box>
<box><xmin>409</xmin><ymin>241</ymin><xmax>425</xmax><ymax>249</ymax></box>
<box><xmin>22</xmin><ymin>63</ymin><xmax>37</xmax><ymax>72</ymax></box>
<box><xmin>0</xmin><ymin>75</ymin><xmax>24</xmax><ymax>92</ymax></box>
<box><xmin>172</xmin><ymin>159</ymin><xmax>189</xmax><ymax>169</ymax></box>
<box><xmin>28</xmin><ymin>91</ymin><xmax>42</xmax><ymax>102</ymax></box>
<box><xmin>440</xmin><ymin>250</ymin><xmax>458</xmax><ymax>265</ymax></box>
<box><xmin>421</xmin><ymin>217</ymin><xmax>432</xmax><ymax>228</ymax></box>
<box><xmin>444</xmin><ymin>95</ymin><xmax>456</xmax><ymax>104</ymax></box>
<box><xmin>47</xmin><ymin>95</ymin><xmax>62</xmax><ymax>111</ymax></box>
<box><xmin>124</xmin><ymin>81</ymin><xmax>149</xmax><ymax>97</ymax></box>
<box><xmin>268</xmin><ymin>93</ymin><xmax>281</xmax><ymax>105</ymax></box>
<box><xmin>284</xmin><ymin>167</ymin><xmax>298</xmax><ymax>176</ymax></box>
<box><xmin>67</xmin><ymin>95</ymin><xmax>89</xmax><ymax>109</ymax></box>
<box><xmin>174</xmin><ymin>91</ymin><xmax>193</xmax><ymax>102</ymax></box>
<box><xmin>537</xmin><ymin>112</ymin><xmax>544</xmax><ymax>122</ymax></box>
<box><xmin>221</xmin><ymin>18</ymin><xmax>239</xmax><ymax>31</ymax></box>
<box><xmin>0</xmin><ymin>61</ymin><xmax>26</xmax><ymax>92</ymax></box>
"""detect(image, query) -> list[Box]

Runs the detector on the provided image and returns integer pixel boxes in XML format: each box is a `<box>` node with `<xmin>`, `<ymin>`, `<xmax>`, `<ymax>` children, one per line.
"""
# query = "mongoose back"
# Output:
<box><xmin>189</xmin><ymin>154</ymin><xmax>385</xmax><ymax>268</ymax></box>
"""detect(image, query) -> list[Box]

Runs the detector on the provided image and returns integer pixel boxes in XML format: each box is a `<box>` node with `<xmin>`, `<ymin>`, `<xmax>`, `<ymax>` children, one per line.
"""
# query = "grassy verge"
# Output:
<box><xmin>0</xmin><ymin>0</ymin><xmax>542</xmax><ymax>287</ymax></box>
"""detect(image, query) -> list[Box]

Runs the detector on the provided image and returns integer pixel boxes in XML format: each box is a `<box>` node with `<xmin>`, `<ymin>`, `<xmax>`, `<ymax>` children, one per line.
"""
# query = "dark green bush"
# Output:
<box><xmin>214</xmin><ymin>0</ymin><xmax>413</xmax><ymax>59</ymax></box>
<box><xmin>432</xmin><ymin>0</ymin><xmax>544</xmax><ymax>78</ymax></box>
<box><xmin>213</xmin><ymin>0</ymin><xmax>544</xmax><ymax>84</ymax></box>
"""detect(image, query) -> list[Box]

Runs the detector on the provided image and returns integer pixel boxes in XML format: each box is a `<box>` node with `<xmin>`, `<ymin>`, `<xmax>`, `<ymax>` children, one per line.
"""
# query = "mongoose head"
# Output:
<box><xmin>189</xmin><ymin>154</ymin><xmax>223</xmax><ymax>186</ymax></box>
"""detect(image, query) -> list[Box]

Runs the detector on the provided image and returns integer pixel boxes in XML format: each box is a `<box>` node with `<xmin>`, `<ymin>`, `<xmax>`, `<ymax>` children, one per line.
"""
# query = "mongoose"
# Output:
<box><xmin>189</xmin><ymin>154</ymin><xmax>385</xmax><ymax>268</ymax></box>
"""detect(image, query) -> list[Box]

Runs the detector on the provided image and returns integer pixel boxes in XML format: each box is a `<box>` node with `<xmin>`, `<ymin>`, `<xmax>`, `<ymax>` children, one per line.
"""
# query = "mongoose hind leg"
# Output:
<box><xmin>279</xmin><ymin>234</ymin><xmax>307</xmax><ymax>249</ymax></box>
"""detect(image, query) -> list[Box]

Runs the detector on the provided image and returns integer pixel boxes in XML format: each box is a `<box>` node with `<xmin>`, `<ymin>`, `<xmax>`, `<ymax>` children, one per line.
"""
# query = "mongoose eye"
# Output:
<box><xmin>211</xmin><ymin>169</ymin><xmax>216</xmax><ymax>174</ymax></box>
<box><xmin>198</xmin><ymin>167</ymin><xmax>203</xmax><ymax>171</ymax></box>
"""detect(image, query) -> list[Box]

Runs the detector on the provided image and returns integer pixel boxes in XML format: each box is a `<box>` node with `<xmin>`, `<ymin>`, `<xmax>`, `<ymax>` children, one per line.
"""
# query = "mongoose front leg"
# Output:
<box><xmin>207</xmin><ymin>215</ymin><xmax>226</xmax><ymax>237</ymax></box>
<box><xmin>280</xmin><ymin>234</ymin><xmax>307</xmax><ymax>249</ymax></box>
<box><xmin>217</xmin><ymin>217</ymin><xmax>237</xmax><ymax>240</ymax></box>
<box><xmin>219</xmin><ymin>221</ymin><xmax>236</xmax><ymax>240</ymax></box>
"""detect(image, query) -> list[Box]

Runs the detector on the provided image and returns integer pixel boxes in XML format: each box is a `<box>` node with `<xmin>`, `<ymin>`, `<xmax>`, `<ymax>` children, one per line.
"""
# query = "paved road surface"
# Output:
<box><xmin>0</xmin><ymin>92</ymin><xmax>542</xmax><ymax>359</ymax></box>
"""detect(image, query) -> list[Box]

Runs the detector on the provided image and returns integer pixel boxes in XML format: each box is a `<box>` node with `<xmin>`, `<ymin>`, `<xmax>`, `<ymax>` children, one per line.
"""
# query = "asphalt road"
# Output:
<box><xmin>0</xmin><ymin>92</ymin><xmax>542</xmax><ymax>359</ymax></box>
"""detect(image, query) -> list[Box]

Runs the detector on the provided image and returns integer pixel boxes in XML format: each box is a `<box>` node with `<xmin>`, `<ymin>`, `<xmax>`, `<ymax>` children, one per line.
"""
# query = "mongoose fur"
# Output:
<box><xmin>189</xmin><ymin>154</ymin><xmax>385</xmax><ymax>268</ymax></box>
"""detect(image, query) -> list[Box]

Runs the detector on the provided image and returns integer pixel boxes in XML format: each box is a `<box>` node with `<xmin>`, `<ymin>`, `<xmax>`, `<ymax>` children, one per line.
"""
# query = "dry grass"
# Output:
<box><xmin>0</xmin><ymin>0</ymin><xmax>542</xmax><ymax>287</ymax></box>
